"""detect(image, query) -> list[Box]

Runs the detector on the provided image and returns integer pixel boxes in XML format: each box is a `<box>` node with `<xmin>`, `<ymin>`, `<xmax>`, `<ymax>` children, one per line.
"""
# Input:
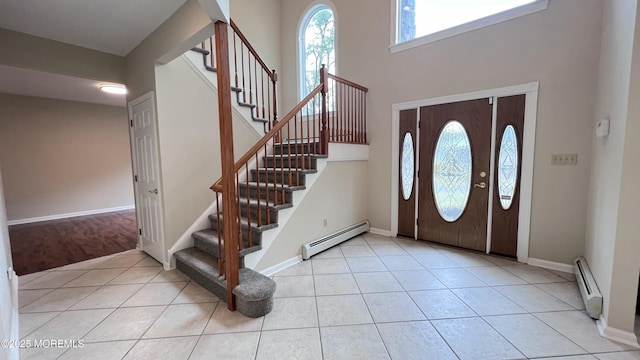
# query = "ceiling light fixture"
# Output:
<box><xmin>99</xmin><ymin>84</ymin><xmax>127</xmax><ymax>95</ymax></box>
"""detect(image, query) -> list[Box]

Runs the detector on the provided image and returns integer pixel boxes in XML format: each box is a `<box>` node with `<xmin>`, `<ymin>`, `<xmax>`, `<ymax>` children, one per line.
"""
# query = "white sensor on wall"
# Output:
<box><xmin>595</xmin><ymin>118</ymin><xmax>610</xmax><ymax>138</ymax></box>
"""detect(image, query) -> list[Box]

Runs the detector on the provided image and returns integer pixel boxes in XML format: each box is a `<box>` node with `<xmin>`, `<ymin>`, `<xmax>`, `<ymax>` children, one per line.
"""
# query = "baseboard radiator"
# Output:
<box><xmin>302</xmin><ymin>221</ymin><xmax>370</xmax><ymax>260</ymax></box>
<box><xmin>573</xmin><ymin>257</ymin><xmax>603</xmax><ymax>319</ymax></box>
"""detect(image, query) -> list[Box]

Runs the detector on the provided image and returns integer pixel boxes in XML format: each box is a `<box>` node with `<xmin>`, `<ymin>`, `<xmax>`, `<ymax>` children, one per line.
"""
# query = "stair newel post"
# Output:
<box><xmin>214</xmin><ymin>21</ymin><xmax>240</xmax><ymax>311</ymax></box>
<box><xmin>320</xmin><ymin>64</ymin><xmax>329</xmax><ymax>155</ymax></box>
<box><xmin>272</xmin><ymin>69</ymin><xmax>279</xmax><ymax>140</ymax></box>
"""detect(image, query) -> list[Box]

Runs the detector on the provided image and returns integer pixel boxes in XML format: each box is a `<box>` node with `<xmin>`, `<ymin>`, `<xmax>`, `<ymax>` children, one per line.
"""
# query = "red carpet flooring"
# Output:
<box><xmin>9</xmin><ymin>210</ymin><xmax>138</xmax><ymax>275</ymax></box>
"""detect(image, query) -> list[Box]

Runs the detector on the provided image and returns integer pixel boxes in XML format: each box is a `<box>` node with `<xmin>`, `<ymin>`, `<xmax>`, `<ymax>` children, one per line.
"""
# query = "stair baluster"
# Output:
<box><xmin>178</xmin><ymin>23</ymin><xmax>369</xmax><ymax>317</ymax></box>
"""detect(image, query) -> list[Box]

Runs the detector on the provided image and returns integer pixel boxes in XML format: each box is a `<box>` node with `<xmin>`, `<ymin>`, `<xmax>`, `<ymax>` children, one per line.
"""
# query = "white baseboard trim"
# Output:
<box><xmin>369</xmin><ymin>227</ymin><xmax>393</xmax><ymax>237</ymax></box>
<box><xmin>7</xmin><ymin>205</ymin><xmax>135</xmax><ymax>226</ymax></box>
<box><xmin>259</xmin><ymin>255</ymin><xmax>303</xmax><ymax>277</ymax></box>
<box><xmin>527</xmin><ymin>257</ymin><xmax>573</xmax><ymax>273</ymax></box>
<box><xmin>597</xmin><ymin>315</ymin><xmax>640</xmax><ymax>348</ymax></box>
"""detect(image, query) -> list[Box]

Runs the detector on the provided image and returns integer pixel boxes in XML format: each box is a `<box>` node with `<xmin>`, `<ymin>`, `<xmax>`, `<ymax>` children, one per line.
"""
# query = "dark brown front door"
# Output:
<box><xmin>397</xmin><ymin>109</ymin><xmax>417</xmax><ymax>238</ymax></box>
<box><xmin>417</xmin><ymin>99</ymin><xmax>493</xmax><ymax>251</ymax></box>
<box><xmin>490</xmin><ymin>95</ymin><xmax>525</xmax><ymax>257</ymax></box>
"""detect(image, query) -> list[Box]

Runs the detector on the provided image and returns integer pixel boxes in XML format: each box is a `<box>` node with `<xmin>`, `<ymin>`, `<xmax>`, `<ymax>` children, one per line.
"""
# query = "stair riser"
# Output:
<box><xmin>250</xmin><ymin>170</ymin><xmax>306</xmax><ymax>187</ymax></box>
<box><xmin>193</xmin><ymin>238</ymin><xmax>248</xmax><ymax>269</ymax></box>
<box><xmin>238</xmin><ymin>202</ymin><xmax>279</xmax><ymax>225</ymax></box>
<box><xmin>176</xmin><ymin>258</ymin><xmax>227</xmax><ymax>301</ymax></box>
<box><xmin>263</xmin><ymin>156</ymin><xmax>318</xmax><ymax>169</ymax></box>
<box><xmin>238</xmin><ymin>186</ymin><xmax>293</xmax><ymax>204</ymax></box>
<box><xmin>193</xmin><ymin>236</ymin><xmax>220</xmax><ymax>258</ymax></box>
<box><xmin>210</xmin><ymin>218</ymin><xmax>264</xmax><ymax>248</ymax></box>
<box><xmin>273</xmin><ymin>143</ymin><xmax>320</xmax><ymax>156</ymax></box>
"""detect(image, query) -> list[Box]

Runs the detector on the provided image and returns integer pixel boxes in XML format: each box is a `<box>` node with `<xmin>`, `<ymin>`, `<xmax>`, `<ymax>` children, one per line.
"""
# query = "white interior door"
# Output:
<box><xmin>129</xmin><ymin>92</ymin><xmax>165</xmax><ymax>264</ymax></box>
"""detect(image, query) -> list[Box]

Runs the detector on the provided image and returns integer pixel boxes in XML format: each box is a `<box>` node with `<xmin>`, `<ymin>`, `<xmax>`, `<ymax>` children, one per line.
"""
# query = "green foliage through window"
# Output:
<box><xmin>301</xmin><ymin>6</ymin><xmax>335</xmax><ymax>100</ymax></box>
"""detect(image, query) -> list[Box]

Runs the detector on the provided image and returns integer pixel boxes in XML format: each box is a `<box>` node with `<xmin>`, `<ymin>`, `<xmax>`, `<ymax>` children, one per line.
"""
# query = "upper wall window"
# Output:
<box><xmin>299</xmin><ymin>4</ymin><xmax>335</xmax><ymax>101</ymax></box>
<box><xmin>393</xmin><ymin>0</ymin><xmax>548</xmax><ymax>53</ymax></box>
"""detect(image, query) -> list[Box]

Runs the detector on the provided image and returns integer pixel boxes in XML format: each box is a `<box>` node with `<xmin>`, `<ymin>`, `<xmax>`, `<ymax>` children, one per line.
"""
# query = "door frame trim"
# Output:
<box><xmin>127</xmin><ymin>90</ymin><xmax>167</xmax><ymax>264</ymax></box>
<box><xmin>390</xmin><ymin>82</ymin><xmax>538</xmax><ymax>263</ymax></box>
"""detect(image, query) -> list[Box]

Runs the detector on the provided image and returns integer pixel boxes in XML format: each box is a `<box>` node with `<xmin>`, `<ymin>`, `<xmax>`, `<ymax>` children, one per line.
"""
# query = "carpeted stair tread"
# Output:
<box><xmin>175</xmin><ymin>248</ymin><xmax>225</xmax><ymax>300</ymax></box>
<box><xmin>175</xmin><ymin>248</ymin><xmax>275</xmax><ymax>317</ymax></box>
<box><xmin>236</xmin><ymin>197</ymin><xmax>293</xmax><ymax>210</ymax></box>
<box><xmin>191</xmin><ymin>47</ymin><xmax>209</xmax><ymax>55</ymax></box>
<box><xmin>253</xmin><ymin>167</ymin><xmax>317</xmax><ymax>175</ymax></box>
<box><xmin>244</xmin><ymin>181</ymin><xmax>306</xmax><ymax>191</ymax></box>
<box><xmin>264</xmin><ymin>153</ymin><xmax>328</xmax><ymax>160</ymax></box>
<box><xmin>235</xmin><ymin>268</ymin><xmax>276</xmax><ymax>317</ymax></box>
<box><xmin>175</xmin><ymin>247</ymin><xmax>221</xmax><ymax>279</ymax></box>
<box><xmin>235</xmin><ymin>268</ymin><xmax>276</xmax><ymax>300</ymax></box>
<box><xmin>209</xmin><ymin>213</ymin><xmax>279</xmax><ymax>233</ymax></box>
<box><xmin>192</xmin><ymin>229</ymin><xmax>262</xmax><ymax>259</ymax></box>
<box><xmin>238</xmin><ymin>102</ymin><xmax>256</xmax><ymax>109</ymax></box>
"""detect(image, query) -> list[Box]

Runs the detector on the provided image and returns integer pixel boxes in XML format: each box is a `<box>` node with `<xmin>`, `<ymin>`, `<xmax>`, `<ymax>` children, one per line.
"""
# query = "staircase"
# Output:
<box><xmin>189</xmin><ymin>45</ymin><xmax>271</xmax><ymax>133</ymax></box>
<box><xmin>171</xmin><ymin>20</ymin><xmax>368</xmax><ymax>318</ymax></box>
<box><xmin>174</xmin><ymin>143</ymin><xmax>326</xmax><ymax>317</ymax></box>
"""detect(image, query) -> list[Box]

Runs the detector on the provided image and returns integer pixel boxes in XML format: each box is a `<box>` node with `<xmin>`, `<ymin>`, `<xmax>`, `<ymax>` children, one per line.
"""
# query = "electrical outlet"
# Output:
<box><xmin>552</xmin><ymin>153</ymin><xmax>578</xmax><ymax>166</ymax></box>
<box><xmin>551</xmin><ymin>154</ymin><xmax>565</xmax><ymax>165</ymax></box>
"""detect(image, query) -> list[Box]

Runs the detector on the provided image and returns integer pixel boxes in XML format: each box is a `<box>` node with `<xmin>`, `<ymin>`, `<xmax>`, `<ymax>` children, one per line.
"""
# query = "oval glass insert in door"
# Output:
<box><xmin>432</xmin><ymin>121</ymin><xmax>472</xmax><ymax>222</ymax></box>
<box><xmin>401</xmin><ymin>132</ymin><xmax>415</xmax><ymax>200</ymax></box>
<box><xmin>498</xmin><ymin>125</ymin><xmax>518</xmax><ymax>209</ymax></box>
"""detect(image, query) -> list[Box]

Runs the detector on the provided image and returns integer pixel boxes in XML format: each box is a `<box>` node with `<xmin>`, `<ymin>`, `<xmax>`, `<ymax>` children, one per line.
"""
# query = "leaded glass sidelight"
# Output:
<box><xmin>432</xmin><ymin>121</ymin><xmax>472</xmax><ymax>222</ymax></box>
<box><xmin>401</xmin><ymin>132</ymin><xmax>415</xmax><ymax>200</ymax></box>
<box><xmin>498</xmin><ymin>125</ymin><xmax>518</xmax><ymax>209</ymax></box>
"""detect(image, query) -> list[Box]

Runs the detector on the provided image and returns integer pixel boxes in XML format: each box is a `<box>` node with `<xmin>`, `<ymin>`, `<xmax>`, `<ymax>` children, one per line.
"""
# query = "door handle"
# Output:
<box><xmin>148</xmin><ymin>189</ymin><xmax>158</xmax><ymax>194</ymax></box>
<box><xmin>473</xmin><ymin>182</ymin><xmax>486</xmax><ymax>189</ymax></box>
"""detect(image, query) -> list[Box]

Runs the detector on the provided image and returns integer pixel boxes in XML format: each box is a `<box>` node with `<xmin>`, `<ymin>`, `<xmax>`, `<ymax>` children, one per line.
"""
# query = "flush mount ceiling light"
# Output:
<box><xmin>99</xmin><ymin>84</ymin><xmax>127</xmax><ymax>95</ymax></box>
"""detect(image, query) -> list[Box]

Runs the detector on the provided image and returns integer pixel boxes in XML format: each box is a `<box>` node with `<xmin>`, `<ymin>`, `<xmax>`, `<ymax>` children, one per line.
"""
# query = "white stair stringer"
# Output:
<box><xmin>167</xmin><ymin>152</ymin><xmax>328</xmax><ymax>271</ymax></box>
<box><xmin>166</xmin><ymin>142</ymin><xmax>269</xmax><ymax>269</ymax></box>
<box><xmin>181</xmin><ymin>51</ymin><xmax>264</xmax><ymax>137</ymax></box>
<box><xmin>245</xmin><ymin>143</ymin><xmax>369</xmax><ymax>269</ymax></box>
<box><xmin>243</xmin><ymin>158</ymin><xmax>327</xmax><ymax>269</ymax></box>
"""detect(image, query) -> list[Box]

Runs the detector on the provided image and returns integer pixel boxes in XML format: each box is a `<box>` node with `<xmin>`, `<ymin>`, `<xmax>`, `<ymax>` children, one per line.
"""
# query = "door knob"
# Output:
<box><xmin>148</xmin><ymin>189</ymin><xmax>158</xmax><ymax>194</ymax></box>
<box><xmin>473</xmin><ymin>182</ymin><xmax>486</xmax><ymax>189</ymax></box>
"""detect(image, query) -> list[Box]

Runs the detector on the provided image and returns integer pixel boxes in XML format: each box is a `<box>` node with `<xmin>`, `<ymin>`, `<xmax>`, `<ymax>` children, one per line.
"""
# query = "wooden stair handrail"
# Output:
<box><xmin>230</xmin><ymin>19</ymin><xmax>276</xmax><ymax>82</ymax></box>
<box><xmin>211</xmin><ymin>84</ymin><xmax>324</xmax><ymax>192</ymax></box>
<box><xmin>327</xmin><ymin>73</ymin><xmax>369</xmax><ymax>92</ymax></box>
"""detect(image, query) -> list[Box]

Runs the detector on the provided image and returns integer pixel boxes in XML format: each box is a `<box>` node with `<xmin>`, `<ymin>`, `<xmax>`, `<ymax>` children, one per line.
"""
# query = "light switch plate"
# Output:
<box><xmin>552</xmin><ymin>153</ymin><xmax>578</xmax><ymax>165</ymax></box>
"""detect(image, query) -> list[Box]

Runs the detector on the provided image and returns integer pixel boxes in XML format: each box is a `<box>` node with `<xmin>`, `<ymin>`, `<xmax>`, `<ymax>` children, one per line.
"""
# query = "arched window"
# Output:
<box><xmin>299</xmin><ymin>4</ymin><xmax>335</xmax><ymax>101</ymax></box>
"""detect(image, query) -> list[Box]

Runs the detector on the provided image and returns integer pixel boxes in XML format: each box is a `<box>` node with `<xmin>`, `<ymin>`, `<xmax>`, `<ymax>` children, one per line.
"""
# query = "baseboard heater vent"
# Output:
<box><xmin>573</xmin><ymin>257</ymin><xmax>602</xmax><ymax>319</ymax></box>
<box><xmin>302</xmin><ymin>221</ymin><xmax>370</xmax><ymax>260</ymax></box>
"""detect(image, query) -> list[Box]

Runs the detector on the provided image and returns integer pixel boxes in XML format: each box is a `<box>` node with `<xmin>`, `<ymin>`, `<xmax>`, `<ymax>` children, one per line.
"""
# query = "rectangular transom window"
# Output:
<box><xmin>392</xmin><ymin>0</ymin><xmax>548</xmax><ymax>53</ymax></box>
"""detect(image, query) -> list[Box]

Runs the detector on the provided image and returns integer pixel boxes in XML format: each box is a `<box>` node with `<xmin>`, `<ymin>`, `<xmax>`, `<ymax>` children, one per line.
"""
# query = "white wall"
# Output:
<box><xmin>280</xmin><ymin>0</ymin><xmax>603</xmax><ymax>265</ymax></box>
<box><xmin>0</xmin><ymin>93</ymin><xmax>134</xmax><ymax>222</ymax></box>
<box><xmin>154</xmin><ymin>56</ymin><xmax>259</xmax><ymax>253</ymax></box>
<box><xmin>230</xmin><ymin>0</ymin><xmax>281</xmax><ymax>74</ymax></box>
<box><xmin>255</xmin><ymin>160</ymin><xmax>368</xmax><ymax>271</ymax></box>
<box><xmin>585</xmin><ymin>0</ymin><xmax>640</xmax><ymax>334</ymax></box>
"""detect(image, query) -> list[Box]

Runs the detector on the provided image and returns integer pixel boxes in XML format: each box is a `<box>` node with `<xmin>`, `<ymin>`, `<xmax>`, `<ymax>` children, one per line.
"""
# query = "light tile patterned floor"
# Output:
<box><xmin>16</xmin><ymin>233</ymin><xmax>640</xmax><ymax>360</ymax></box>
